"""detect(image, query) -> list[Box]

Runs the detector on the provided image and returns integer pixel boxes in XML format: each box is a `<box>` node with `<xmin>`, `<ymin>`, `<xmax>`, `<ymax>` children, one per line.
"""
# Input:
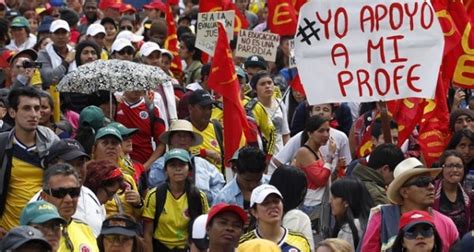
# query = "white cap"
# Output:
<box><xmin>140</xmin><ymin>41</ymin><xmax>162</xmax><ymax>57</ymax></box>
<box><xmin>250</xmin><ymin>184</ymin><xmax>283</xmax><ymax>207</ymax></box>
<box><xmin>161</xmin><ymin>49</ymin><xmax>174</xmax><ymax>60</ymax></box>
<box><xmin>191</xmin><ymin>214</ymin><xmax>208</xmax><ymax>239</ymax></box>
<box><xmin>86</xmin><ymin>23</ymin><xmax>106</xmax><ymax>36</ymax></box>
<box><xmin>116</xmin><ymin>30</ymin><xmax>143</xmax><ymax>42</ymax></box>
<box><xmin>50</xmin><ymin>19</ymin><xmax>70</xmax><ymax>33</ymax></box>
<box><xmin>111</xmin><ymin>38</ymin><xmax>134</xmax><ymax>53</ymax></box>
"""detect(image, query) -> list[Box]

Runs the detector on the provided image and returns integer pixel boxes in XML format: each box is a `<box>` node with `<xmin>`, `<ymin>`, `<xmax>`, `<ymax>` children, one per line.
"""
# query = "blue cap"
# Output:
<box><xmin>38</xmin><ymin>16</ymin><xmax>54</xmax><ymax>33</ymax></box>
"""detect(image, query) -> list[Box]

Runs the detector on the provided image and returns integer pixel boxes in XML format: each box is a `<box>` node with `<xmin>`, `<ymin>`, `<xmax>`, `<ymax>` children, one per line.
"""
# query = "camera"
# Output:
<box><xmin>22</xmin><ymin>61</ymin><xmax>42</xmax><ymax>69</ymax></box>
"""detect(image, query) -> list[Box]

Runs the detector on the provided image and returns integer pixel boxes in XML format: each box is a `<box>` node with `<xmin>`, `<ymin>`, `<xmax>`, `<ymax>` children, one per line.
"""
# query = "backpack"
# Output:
<box><xmin>244</xmin><ymin>99</ymin><xmax>268</xmax><ymax>154</ymax></box>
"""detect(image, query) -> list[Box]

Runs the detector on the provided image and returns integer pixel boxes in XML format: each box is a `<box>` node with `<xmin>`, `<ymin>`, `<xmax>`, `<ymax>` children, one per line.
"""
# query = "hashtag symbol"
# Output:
<box><xmin>297</xmin><ymin>18</ymin><xmax>320</xmax><ymax>46</ymax></box>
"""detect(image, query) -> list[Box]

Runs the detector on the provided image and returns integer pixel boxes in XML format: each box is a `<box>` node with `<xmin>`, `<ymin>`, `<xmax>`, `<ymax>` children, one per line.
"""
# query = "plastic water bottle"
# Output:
<box><xmin>464</xmin><ymin>170</ymin><xmax>474</xmax><ymax>193</ymax></box>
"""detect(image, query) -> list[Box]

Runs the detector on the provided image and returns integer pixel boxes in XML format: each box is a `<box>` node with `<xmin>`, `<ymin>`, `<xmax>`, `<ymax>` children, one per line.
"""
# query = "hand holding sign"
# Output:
<box><xmin>295</xmin><ymin>0</ymin><xmax>444</xmax><ymax>105</ymax></box>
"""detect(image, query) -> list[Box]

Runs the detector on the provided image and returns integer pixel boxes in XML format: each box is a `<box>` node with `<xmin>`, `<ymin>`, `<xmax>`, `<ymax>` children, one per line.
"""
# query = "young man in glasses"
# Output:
<box><xmin>40</xmin><ymin>163</ymin><xmax>99</xmax><ymax>251</ymax></box>
<box><xmin>110</xmin><ymin>38</ymin><xmax>135</xmax><ymax>61</ymax></box>
<box><xmin>360</xmin><ymin>158</ymin><xmax>459</xmax><ymax>252</ymax></box>
<box><xmin>0</xmin><ymin>86</ymin><xmax>59</xmax><ymax>236</ymax></box>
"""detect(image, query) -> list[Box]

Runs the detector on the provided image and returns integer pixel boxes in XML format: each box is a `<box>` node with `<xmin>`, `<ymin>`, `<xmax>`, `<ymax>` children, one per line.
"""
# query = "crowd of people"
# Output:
<box><xmin>0</xmin><ymin>0</ymin><xmax>474</xmax><ymax>252</ymax></box>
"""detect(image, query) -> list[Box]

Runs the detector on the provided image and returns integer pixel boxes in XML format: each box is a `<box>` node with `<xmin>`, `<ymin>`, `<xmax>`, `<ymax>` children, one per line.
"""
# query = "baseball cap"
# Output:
<box><xmin>207</xmin><ymin>203</ymin><xmax>247</xmax><ymax>225</ymax></box>
<box><xmin>100</xmin><ymin>215</ymin><xmax>139</xmax><ymax>237</ymax></box>
<box><xmin>79</xmin><ymin>105</ymin><xmax>105</xmax><ymax>132</ymax></box>
<box><xmin>143</xmin><ymin>0</ymin><xmax>166</xmax><ymax>11</ymax></box>
<box><xmin>250</xmin><ymin>184</ymin><xmax>283</xmax><ymax>207</ymax></box>
<box><xmin>188</xmin><ymin>89</ymin><xmax>216</xmax><ymax>107</ymax></box>
<box><xmin>235</xmin><ymin>66</ymin><xmax>246</xmax><ymax>80</ymax></box>
<box><xmin>9</xmin><ymin>49</ymin><xmax>38</xmax><ymax>65</ymax></box>
<box><xmin>37</xmin><ymin>16</ymin><xmax>54</xmax><ymax>33</ymax></box>
<box><xmin>191</xmin><ymin>214</ymin><xmax>209</xmax><ymax>250</ymax></box>
<box><xmin>244</xmin><ymin>55</ymin><xmax>267</xmax><ymax>70</ymax></box>
<box><xmin>161</xmin><ymin>49</ymin><xmax>174</xmax><ymax>60</ymax></box>
<box><xmin>0</xmin><ymin>226</ymin><xmax>52</xmax><ymax>251</ymax></box>
<box><xmin>111</xmin><ymin>38</ymin><xmax>134</xmax><ymax>53</ymax></box>
<box><xmin>99</xmin><ymin>0</ymin><xmax>122</xmax><ymax>10</ymax></box>
<box><xmin>49</xmin><ymin>0</ymin><xmax>66</xmax><ymax>7</ymax></box>
<box><xmin>108</xmin><ymin>122</ymin><xmax>138</xmax><ymax>137</ymax></box>
<box><xmin>116</xmin><ymin>30</ymin><xmax>143</xmax><ymax>42</ymax></box>
<box><xmin>399</xmin><ymin>210</ymin><xmax>434</xmax><ymax>232</ymax></box>
<box><xmin>11</xmin><ymin>16</ymin><xmax>29</xmax><ymax>28</ymax></box>
<box><xmin>20</xmin><ymin>201</ymin><xmax>67</xmax><ymax>226</ymax></box>
<box><xmin>44</xmin><ymin>139</ymin><xmax>89</xmax><ymax>165</ymax></box>
<box><xmin>100</xmin><ymin>17</ymin><xmax>116</xmax><ymax>29</ymax></box>
<box><xmin>86</xmin><ymin>23</ymin><xmax>106</xmax><ymax>36</ymax></box>
<box><xmin>95</xmin><ymin>126</ymin><xmax>123</xmax><ymax>142</ymax></box>
<box><xmin>50</xmin><ymin>19</ymin><xmax>70</xmax><ymax>33</ymax></box>
<box><xmin>140</xmin><ymin>41</ymin><xmax>162</xmax><ymax>57</ymax></box>
<box><xmin>164</xmin><ymin>148</ymin><xmax>191</xmax><ymax>165</ymax></box>
<box><xmin>120</xmin><ymin>4</ymin><xmax>137</xmax><ymax>14</ymax></box>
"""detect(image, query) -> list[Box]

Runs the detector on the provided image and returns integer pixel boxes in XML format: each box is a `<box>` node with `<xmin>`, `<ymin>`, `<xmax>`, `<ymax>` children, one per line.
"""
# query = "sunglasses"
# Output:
<box><xmin>404</xmin><ymin>226</ymin><xmax>434</xmax><ymax>239</ymax></box>
<box><xmin>120</xmin><ymin>26</ymin><xmax>133</xmax><ymax>31</ymax></box>
<box><xmin>118</xmin><ymin>48</ymin><xmax>134</xmax><ymax>55</ymax></box>
<box><xmin>45</xmin><ymin>187</ymin><xmax>81</xmax><ymax>198</ymax></box>
<box><xmin>403</xmin><ymin>176</ymin><xmax>434</xmax><ymax>188</ymax></box>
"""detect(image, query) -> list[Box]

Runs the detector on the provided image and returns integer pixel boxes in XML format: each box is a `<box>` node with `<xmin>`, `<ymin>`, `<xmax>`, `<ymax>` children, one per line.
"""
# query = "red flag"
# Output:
<box><xmin>293</xmin><ymin>0</ymin><xmax>308</xmax><ymax>14</ymax></box>
<box><xmin>208</xmin><ymin>22</ymin><xmax>249</xmax><ymax>164</ymax></box>
<box><xmin>290</xmin><ymin>74</ymin><xmax>306</xmax><ymax>97</ymax></box>
<box><xmin>199</xmin><ymin>0</ymin><xmax>248</xmax><ymax>33</ymax></box>
<box><xmin>387</xmin><ymin>98</ymin><xmax>426</xmax><ymax>148</ymax></box>
<box><xmin>164</xmin><ymin>4</ymin><xmax>183</xmax><ymax>79</ymax></box>
<box><xmin>225</xmin><ymin>1</ymin><xmax>249</xmax><ymax>32</ymax></box>
<box><xmin>199</xmin><ymin>0</ymin><xmax>225</xmax><ymax>12</ymax></box>
<box><xmin>418</xmin><ymin>75</ymin><xmax>451</xmax><ymax>167</ymax></box>
<box><xmin>267</xmin><ymin>0</ymin><xmax>298</xmax><ymax>36</ymax></box>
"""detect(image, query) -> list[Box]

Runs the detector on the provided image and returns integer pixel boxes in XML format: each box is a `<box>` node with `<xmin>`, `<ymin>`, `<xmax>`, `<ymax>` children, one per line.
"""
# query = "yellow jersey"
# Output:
<box><xmin>58</xmin><ymin>219</ymin><xmax>99</xmax><ymax>252</ymax></box>
<box><xmin>104</xmin><ymin>173</ymin><xmax>142</xmax><ymax>219</ymax></box>
<box><xmin>239</xmin><ymin>227</ymin><xmax>311</xmax><ymax>252</ymax></box>
<box><xmin>142</xmin><ymin>188</ymin><xmax>209</xmax><ymax>249</ymax></box>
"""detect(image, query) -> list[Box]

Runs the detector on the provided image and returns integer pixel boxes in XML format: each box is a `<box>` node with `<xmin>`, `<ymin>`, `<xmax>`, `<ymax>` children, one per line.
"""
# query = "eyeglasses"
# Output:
<box><xmin>104</xmin><ymin>234</ymin><xmax>133</xmax><ymax>243</ymax></box>
<box><xmin>403</xmin><ymin>176</ymin><xmax>434</xmax><ymax>188</ymax></box>
<box><xmin>120</xmin><ymin>26</ymin><xmax>133</xmax><ymax>31</ymax></box>
<box><xmin>118</xmin><ymin>48</ymin><xmax>134</xmax><ymax>55</ymax></box>
<box><xmin>442</xmin><ymin>163</ymin><xmax>464</xmax><ymax>169</ymax></box>
<box><xmin>404</xmin><ymin>226</ymin><xmax>434</xmax><ymax>239</ymax></box>
<box><xmin>45</xmin><ymin>187</ymin><xmax>81</xmax><ymax>198</ymax></box>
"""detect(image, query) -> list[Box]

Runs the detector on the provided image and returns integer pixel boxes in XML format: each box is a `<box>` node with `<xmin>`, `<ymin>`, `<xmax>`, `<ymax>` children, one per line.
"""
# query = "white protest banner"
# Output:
<box><xmin>295</xmin><ymin>0</ymin><xmax>444</xmax><ymax>105</ymax></box>
<box><xmin>236</xmin><ymin>29</ymin><xmax>280</xmax><ymax>62</ymax></box>
<box><xmin>196</xmin><ymin>10</ymin><xmax>235</xmax><ymax>56</ymax></box>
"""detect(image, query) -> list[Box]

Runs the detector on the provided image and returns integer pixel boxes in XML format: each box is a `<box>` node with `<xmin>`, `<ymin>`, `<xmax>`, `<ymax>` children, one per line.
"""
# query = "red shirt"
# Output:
<box><xmin>116</xmin><ymin>98</ymin><xmax>166</xmax><ymax>164</ymax></box>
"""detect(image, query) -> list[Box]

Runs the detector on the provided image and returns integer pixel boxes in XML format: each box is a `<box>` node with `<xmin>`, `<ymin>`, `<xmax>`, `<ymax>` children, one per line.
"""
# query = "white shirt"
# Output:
<box><xmin>283</xmin><ymin>209</ymin><xmax>315</xmax><ymax>252</ymax></box>
<box><xmin>6</xmin><ymin>33</ymin><xmax>37</xmax><ymax>51</ymax></box>
<box><xmin>263</xmin><ymin>98</ymin><xmax>290</xmax><ymax>158</ymax></box>
<box><xmin>30</xmin><ymin>186</ymin><xmax>106</xmax><ymax>237</ymax></box>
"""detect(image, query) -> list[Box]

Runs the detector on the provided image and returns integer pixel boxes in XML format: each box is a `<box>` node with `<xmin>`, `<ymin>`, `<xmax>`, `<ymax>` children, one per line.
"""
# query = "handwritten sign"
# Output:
<box><xmin>236</xmin><ymin>29</ymin><xmax>280</xmax><ymax>62</ymax></box>
<box><xmin>196</xmin><ymin>10</ymin><xmax>235</xmax><ymax>56</ymax></box>
<box><xmin>295</xmin><ymin>0</ymin><xmax>444</xmax><ymax>105</ymax></box>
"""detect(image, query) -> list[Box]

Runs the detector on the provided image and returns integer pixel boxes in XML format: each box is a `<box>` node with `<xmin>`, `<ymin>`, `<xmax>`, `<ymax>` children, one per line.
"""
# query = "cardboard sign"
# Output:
<box><xmin>295</xmin><ymin>0</ymin><xmax>444</xmax><ymax>105</ymax></box>
<box><xmin>236</xmin><ymin>29</ymin><xmax>280</xmax><ymax>62</ymax></box>
<box><xmin>196</xmin><ymin>10</ymin><xmax>235</xmax><ymax>56</ymax></box>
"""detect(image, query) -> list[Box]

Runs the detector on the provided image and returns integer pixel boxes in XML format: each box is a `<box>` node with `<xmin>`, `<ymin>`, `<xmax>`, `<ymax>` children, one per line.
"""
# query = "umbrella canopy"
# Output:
<box><xmin>57</xmin><ymin>59</ymin><xmax>172</xmax><ymax>93</ymax></box>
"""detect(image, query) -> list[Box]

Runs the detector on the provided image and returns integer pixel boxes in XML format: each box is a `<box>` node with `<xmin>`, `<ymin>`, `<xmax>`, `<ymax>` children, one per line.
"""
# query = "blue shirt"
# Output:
<box><xmin>212</xmin><ymin>175</ymin><xmax>269</xmax><ymax>208</ymax></box>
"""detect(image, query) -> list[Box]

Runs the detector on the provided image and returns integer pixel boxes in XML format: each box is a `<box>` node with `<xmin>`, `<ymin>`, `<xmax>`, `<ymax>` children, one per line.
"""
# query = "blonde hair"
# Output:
<box><xmin>315</xmin><ymin>238</ymin><xmax>353</xmax><ymax>252</ymax></box>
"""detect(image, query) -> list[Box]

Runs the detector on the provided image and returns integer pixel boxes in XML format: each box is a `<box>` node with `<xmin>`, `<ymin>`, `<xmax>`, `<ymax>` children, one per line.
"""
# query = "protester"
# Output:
<box><xmin>97</xmin><ymin>214</ymin><xmax>144</xmax><ymax>252</ymax></box>
<box><xmin>329</xmin><ymin>177</ymin><xmax>374</xmax><ymax>250</ymax></box>
<box><xmin>143</xmin><ymin>148</ymin><xmax>209</xmax><ymax>251</ymax></box>
<box><xmin>179</xmin><ymin>33</ymin><xmax>202</xmax><ymax>85</ymax></box>
<box><xmin>360</xmin><ymin>158</ymin><xmax>459</xmax><ymax>252</ymax></box>
<box><xmin>269</xmin><ymin>165</ymin><xmax>314</xmax><ymax>251</ymax></box>
<box><xmin>0</xmin><ymin>226</ymin><xmax>52</xmax><ymax>251</ymax></box>
<box><xmin>315</xmin><ymin>238</ymin><xmax>352</xmax><ymax>252</ymax></box>
<box><xmin>20</xmin><ymin>201</ymin><xmax>66</xmax><ymax>251</ymax></box>
<box><xmin>449</xmin><ymin>109</ymin><xmax>474</xmax><ymax>133</ymax></box>
<box><xmin>239</xmin><ymin>184</ymin><xmax>311</xmax><ymax>251</ymax></box>
<box><xmin>40</xmin><ymin>163</ymin><xmax>98</xmax><ymax>251</ymax></box>
<box><xmin>101</xmin><ymin>17</ymin><xmax>117</xmax><ymax>52</ymax></box>
<box><xmin>75</xmin><ymin>105</ymin><xmax>106</xmax><ymax>155</ymax></box>
<box><xmin>148</xmin><ymin>119</ymin><xmax>224</xmax><ymax>203</ymax></box>
<box><xmin>189</xmin><ymin>214</ymin><xmax>209</xmax><ymax>252</ymax></box>
<box><xmin>86</xmin><ymin>24</ymin><xmax>108</xmax><ymax>59</ymax></box>
<box><xmin>7</xmin><ymin>16</ymin><xmax>36</xmax><ymax>51</ymax></box>
<box><xmin>8</xmin><ymin>48</ymin><xmax>40</xmax><ymax>88</ymax></box>
<box><xmin>446</xmin><ymin>129</ymin><xmax>474</xmax><ymax>172</ymax></box>
<box><xmin>433</xmin><ymin>149</ymin><xmax>474</xmax><ymax>236</ymax></box>
<box><xmin>110</xmin><ymin>38</ymin><xmax>135</xmax><ymax>61</ymax></box>
<box><xmin>392</xmin><ymin>210</ymin><xmax>443</xmax><ymax>252</ymax></box>
<box><xmin>0</xmin><ymin>86</ymin><xmax>59</xmax><ymax>234</ymax></box>
<box><xmin>206</xmin><ymin>203</ymin><xmax>247</xmax><ymax>252</ymax></box>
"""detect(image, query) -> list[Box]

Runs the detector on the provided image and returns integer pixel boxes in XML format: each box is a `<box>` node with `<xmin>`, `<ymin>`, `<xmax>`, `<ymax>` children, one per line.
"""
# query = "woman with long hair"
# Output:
<box><xmin>392</xmin><ymin>210</ymin><xmax>443</xmax><ymax>252</ymax></box>
<box><xmin>432</xmin><ymin>150</ymin><xmax>474</xmax><ymax>236</ymax></box>
<box><xmin>292</xmin><ymin>115</ymin><xmax>336</xmax><ymax>218</ymax></box>
<box><xmin>142</xmin><ymin>149</ymin><xmax>209</xmax><ymax>252</ymax></box>
<box><xmin>446</xmin><ymin>129</ymin><xmax>474</xmax><ymax>172</ymax></box>
<box><xmin>269</xmin><ymin>165</ymin><xmax>314</xmax><ymax>251</ymax></box>
<box><xmin>329</xmin><ymin>177</ymin><xmax>374</xmax><ymax>250</ymax></box>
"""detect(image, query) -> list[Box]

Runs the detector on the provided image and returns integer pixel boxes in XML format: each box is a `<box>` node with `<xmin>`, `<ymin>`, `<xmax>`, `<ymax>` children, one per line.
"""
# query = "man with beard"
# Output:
<box><xmin>360</xmin><ymin>158</ymin><xmax>459</xmax><ymax>251</ymax></box>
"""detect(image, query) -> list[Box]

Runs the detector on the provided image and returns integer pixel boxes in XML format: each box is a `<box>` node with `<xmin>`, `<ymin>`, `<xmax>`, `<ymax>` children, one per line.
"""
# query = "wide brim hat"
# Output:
<box><xmin>159</xmin><ymin>120</ymin><xmax>203</xmax><ymax>146</ymax></box>
<box><xmin>387</xmin><ymin>158</ymin><xmax>442</xmax><ymax>205</ymax></box>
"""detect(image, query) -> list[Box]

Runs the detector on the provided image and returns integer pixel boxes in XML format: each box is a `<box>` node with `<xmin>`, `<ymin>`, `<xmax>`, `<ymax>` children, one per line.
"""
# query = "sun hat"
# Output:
<box><xmin>386</xmin><ymin>158</ymin><xmax>442</xmax><ymax>205</ymax></box>
<box><xmin>250</xmin><ymin>184</ymin><xmax>283</xmax><ymax>207</ymax></box>
<box><xmin>20</xmin><ymin>201</ymin><xmax>67</xmax><ymax>226</ymax></box>
<box><xmin>159</xmin><ymin>119</ymin><xmax>203</xmax><ymax>146</ymax></box>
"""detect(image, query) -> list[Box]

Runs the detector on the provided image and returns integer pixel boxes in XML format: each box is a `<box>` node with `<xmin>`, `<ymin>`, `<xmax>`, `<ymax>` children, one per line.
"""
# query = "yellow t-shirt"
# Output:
<box><xmin>58</xmin><ymin>219</ymin><xmax>99</xmax><ymax>252</ymax></box>
<box><xmin>104</xmin><ymin>173</ymin><xmax>142</xmax><ymax>219</ymax></box>
<box><xmin>0</xmin><ymin>144</ymin><xmax>43</xmax><ymax>231</ymax></box>
<box><xmin>243</xmin><ymin>97</ymin><xmax>277</xmax><ymax>155</ymax></box>
<box><xmin>100</xmin><ymin>49</ymin><xmax>109</xmax><ymax>60</ymax></box>
<box><xmin>190</xmin><ymin>122</ymin><xmax>223</xmax><ymax>171</ymax></box>
<box><xmin>142</xmin><ymin>188</ymin><xmax>209</xmax><ymax>249</ymax></box>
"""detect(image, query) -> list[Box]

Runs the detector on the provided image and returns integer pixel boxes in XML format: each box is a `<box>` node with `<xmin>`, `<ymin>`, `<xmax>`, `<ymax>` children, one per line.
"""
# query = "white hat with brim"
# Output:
<box><xmin>111</xmin><ymin>38</ymin><xmax>134</xmax><ymax>53</ymax></box>
<box><xmin>159</xmin><ymin>120</ymin><xmax>203</xmax><ymax>146</ymax></box>
<box><xmin>387</xmin><ymin>158</ymin><xmax>442</xmax><ymax>205</ymax></box>
<box><xmin>86</xmin><ymin>23</ymin><xmax>106</xmax><ymax>36</ymax></box>
<box><xmin>50</xmin><ymin>19</ymin><xmax>70</xmax><ymax>33</ymax></box>
<box><xmin>250</xmin><ymin>184</ymin><xmax>283</xmax><ymax>208</ymax></box>
<box><xmin>140</xmin><ymin>41</ymin><xmax>162</xmax><ymax>57</ymax></box>
<box><xmin>116</xmin><ymin>30</ymin><xmax>143</xmax><ymax>42</ymax></box>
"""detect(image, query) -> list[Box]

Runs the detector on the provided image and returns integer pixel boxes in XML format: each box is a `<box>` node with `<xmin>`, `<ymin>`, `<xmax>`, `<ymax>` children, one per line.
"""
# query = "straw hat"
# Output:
<box><xmin>386</xmin><ymin>158</ymin><xmax>442</xmax><ymax>205</ymax></box>
<box><xmin>159</xmin><ymin>120</ymin><xmax>203</xmax><ymax>146</ymax></box>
